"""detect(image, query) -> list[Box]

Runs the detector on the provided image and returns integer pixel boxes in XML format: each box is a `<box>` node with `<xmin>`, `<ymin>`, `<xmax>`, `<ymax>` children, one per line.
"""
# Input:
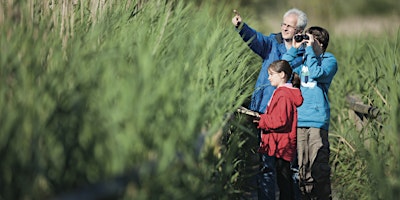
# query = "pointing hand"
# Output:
<box><xmin>232</xmin><ymin>9</ymin><xmax>242</xmax><ymax>27</ymax></box>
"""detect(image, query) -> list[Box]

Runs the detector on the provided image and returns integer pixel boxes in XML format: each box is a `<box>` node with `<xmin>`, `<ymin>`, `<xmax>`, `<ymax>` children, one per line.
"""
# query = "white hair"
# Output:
<box><xmin>283</xmin><ymin>8</ymin><xmax>308</xmax><ymax>31</ymax></box>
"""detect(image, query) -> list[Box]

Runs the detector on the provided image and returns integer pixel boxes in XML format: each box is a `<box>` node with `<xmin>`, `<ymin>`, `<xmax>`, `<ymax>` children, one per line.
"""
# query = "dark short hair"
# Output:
<box><xmin>306</xmin><ymin>26</ymin><xmax>329</xmax><ymax>52</ymax></box>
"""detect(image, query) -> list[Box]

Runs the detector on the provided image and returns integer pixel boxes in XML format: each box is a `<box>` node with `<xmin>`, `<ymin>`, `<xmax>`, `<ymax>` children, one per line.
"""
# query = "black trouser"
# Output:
<box><xmin>276</xmin><ymin>158</ymin><xmax>294</xmax><ymax>200</ymax></box>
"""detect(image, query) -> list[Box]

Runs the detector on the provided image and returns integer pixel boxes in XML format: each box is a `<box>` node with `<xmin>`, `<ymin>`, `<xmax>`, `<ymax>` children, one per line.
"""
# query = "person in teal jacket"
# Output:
<box><xmin>283</xmin><ymin>26</ymin><xmax>338</xmax><ymax>199</ymax></box>
<box><xmin>232</xmin><ymin>8</ymin><xmax>307</xmax><ymax>200</ymax></box>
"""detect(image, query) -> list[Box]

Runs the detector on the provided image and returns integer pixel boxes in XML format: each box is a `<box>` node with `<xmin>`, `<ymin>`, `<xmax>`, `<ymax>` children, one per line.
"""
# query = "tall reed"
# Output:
<box><xmin>329</xmin><ymin>31</ymin><xmax>400</xmax><ymax>199</ymax></box>
<box><xmin>1</xmin><ymin>0</ymin><xmax>399</xmax><ymax>199</ymax></box>
<box><xmin>0</xmin><ymin>0</ymin><xmax>257</xmax><ymax>199</ymax></box>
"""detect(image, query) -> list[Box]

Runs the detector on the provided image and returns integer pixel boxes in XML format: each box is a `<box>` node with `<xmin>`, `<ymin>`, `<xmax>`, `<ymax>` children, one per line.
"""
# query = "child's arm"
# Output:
<box><xmin>258</xmin><ymin>96</ymin><xmax>293</xmax><ymax>131</ymax></box>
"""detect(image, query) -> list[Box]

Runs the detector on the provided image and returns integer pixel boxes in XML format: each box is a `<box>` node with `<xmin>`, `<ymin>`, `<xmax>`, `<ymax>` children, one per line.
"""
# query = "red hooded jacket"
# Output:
<box><xmin>257</xmin><ymin>84</ymin><xmax>303</xmax><ymax>162</ymax></box>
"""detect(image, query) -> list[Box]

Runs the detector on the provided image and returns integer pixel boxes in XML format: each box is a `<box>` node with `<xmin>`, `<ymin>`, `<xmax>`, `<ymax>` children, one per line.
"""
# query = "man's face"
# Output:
<box><xmin>281</xmin><ymin>14</ymin><xmax>299</xmax><ymax>40</ymax></box>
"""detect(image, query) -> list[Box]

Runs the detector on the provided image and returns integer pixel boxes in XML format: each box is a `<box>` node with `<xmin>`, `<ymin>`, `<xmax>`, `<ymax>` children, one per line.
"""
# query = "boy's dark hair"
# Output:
<box><xmin>306</xmin><ymin>26</ymin><xmax>329</xmax><ymax>52</ymax></box>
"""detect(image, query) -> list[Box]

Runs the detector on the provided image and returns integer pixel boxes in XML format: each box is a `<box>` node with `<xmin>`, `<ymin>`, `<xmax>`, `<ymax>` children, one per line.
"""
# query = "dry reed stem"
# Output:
<box><xmin>373</xmin><ymin>86</ymin><xmax>388</xmax><ymax>106</ymax></box>
<box><xmin>330</xmin><ymin>133</ymin><xmax>356</xmax><ymax>153</ymax></box>
<box><xmin>79</xmin><ymin>0</ymin><xmax>84</xmax><ymax>24</ymax></box>
<box><xmin>29</xmin><ymin>0</ymin><xmax>33</xmax><ymax>23</ymax></box>
<box><xmin>152</xmin><ymin>2</ymin><xmax>172</xmax><ymax>55</ymax></box>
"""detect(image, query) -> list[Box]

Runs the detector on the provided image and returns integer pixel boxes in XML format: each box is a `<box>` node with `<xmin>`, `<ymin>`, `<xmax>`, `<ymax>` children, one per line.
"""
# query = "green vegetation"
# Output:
<box><xmin>0</xmin><ymin>0</ymin><xmax>399</xmax><ymax>199</ymax></box>
<box><xmin>328</xmin><ymin>32</ymin><xmax>400</xmax><ymax>199</ymax></box>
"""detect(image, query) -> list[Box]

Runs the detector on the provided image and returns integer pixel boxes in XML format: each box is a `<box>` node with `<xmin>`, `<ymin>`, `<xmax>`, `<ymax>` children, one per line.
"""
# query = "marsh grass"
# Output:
<box><xmin>329</xmin><ymin>31</ymin><xmax>400</xmax><ymax>199</ymax></box>
<box><xmin>0</xmin><ymin>0</ymin><xmax>259</xmax><ymax>199</ymax></box>
<box><xmin>0</xmin><ymin>0</ymin><xmax>399</xmax><ymax>199</ymax></box>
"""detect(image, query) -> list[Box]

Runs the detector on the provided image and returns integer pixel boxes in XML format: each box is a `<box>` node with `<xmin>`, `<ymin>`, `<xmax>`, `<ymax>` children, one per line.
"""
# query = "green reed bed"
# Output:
<box><xmin>1</xmin><ymin>0</ymin><xmax>399</xmax><ymax>199</ymax></box>
<box><xmin>329</xmin><ymin>31</ymin><xmax>400</xmax><ymax>199</ymax></box>
<box><xmin>0</xmin><ymin>0</ymin><xmax>257</xmax><ymax>199</ymax></box>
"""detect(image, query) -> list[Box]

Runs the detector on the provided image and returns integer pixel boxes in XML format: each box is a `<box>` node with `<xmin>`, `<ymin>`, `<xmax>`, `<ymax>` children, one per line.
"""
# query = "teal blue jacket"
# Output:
<box><xmin>283</xmin><ymin>46</ymin><xmax>338</xmax><ymax>130</ymax></box>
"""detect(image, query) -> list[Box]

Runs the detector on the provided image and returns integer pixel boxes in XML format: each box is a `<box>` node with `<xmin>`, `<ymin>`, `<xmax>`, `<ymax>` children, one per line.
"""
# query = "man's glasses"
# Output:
<box><xmin>281</xmin><ymin>23</ymin><xmax>297</xmax><ymax>30</ymax></box>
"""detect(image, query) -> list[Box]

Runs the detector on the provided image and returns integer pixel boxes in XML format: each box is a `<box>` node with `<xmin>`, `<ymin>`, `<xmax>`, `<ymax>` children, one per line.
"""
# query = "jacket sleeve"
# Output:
<box><xmin>282</xmin><ymin>47</ymin><xmax>298</xmax><ymax>63</ymax></box>
<box><xmin>258</xmin><ymin>96</ymin><xmax>293</xmax><ymax>131</ymax></box>
<box><xmin>282</xmin><ymin>47</ymin><xmax>305</xmax><ymax>73</ymax></box>
<box><xmin>304</xmin><ymin>46</ymin><xmax>338</xmax><ymax>83</ymax></box>
<box><xmin>238</xmin><ymin>23</ymin><xmax>273</xmax><ymax>59</ymax></box>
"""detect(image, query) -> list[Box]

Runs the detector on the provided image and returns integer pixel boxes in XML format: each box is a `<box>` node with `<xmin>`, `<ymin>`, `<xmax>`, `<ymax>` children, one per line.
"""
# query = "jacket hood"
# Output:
<box><xmin>278</xmin><ymin>84</ymin><xmax>303</xmax><ymax>107</ymax></box>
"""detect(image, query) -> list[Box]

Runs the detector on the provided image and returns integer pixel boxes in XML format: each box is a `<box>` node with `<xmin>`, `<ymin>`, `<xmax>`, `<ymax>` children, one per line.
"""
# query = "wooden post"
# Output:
<box><xmin>345</xmin><ymin>94</ymin><xmax>381</xmax><ymax>131</ymax></box>
<box><xmin>346</xmin><ymin>94</ymin><xmax>380</xmax><ymax>118</ymax></box>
